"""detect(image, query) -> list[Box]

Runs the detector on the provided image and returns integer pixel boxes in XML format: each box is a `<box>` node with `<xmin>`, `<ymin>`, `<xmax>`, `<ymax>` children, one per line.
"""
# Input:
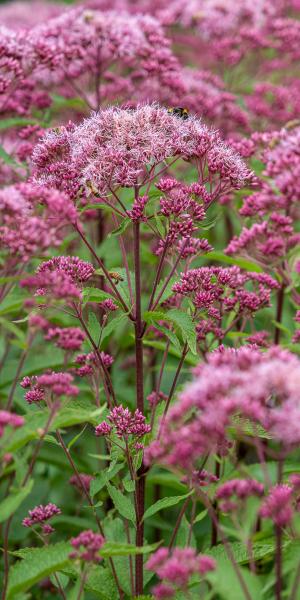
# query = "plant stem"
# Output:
<box><xmin>133</xmin><ymin>217</ymin><xmax>145</xmax><ymax>596</ymax></box>
<box><xmin>274</xmin><ymin>283</ymin><xmax>285</xmax><ymax>345</ymax></box>
<box><xmin>169</xmin><ymin>497</ymin><xmax>191</xmax><ymax>549</ymax></box>
<box><xmin>73</xmin><ymin>304</ymin><xmax>116</xmax><ymax>408</ymax></box>
<box><xmin>211</xmin><ymin>457</ymin><xmax>221</xmax><ymax>547</ymax></box>
<box><xmin>74</xmin><ymin>222</ymin><xmax>132</xmax><ymax>317</ymax></box>
<box><xmin>158</xmin><ymin>343</ymin><xmax>188</xmax><ymax>439</ymax></box>
<box><xmin>151</xmin><ymin>243</ymin><xmax>186</xmax><ymax>311</ymax></box>
<box><xmin>147</xmin><ymin>242</ymin><xmax>168</xmax><ymax>311</ymax></box>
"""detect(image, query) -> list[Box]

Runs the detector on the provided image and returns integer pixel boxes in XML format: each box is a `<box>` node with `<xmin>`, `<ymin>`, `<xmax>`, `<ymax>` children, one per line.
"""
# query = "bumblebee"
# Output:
<box><xmin>167</xmin><ymin>107</ymin><xmax>189</xmax><ymax>120</ymax></box>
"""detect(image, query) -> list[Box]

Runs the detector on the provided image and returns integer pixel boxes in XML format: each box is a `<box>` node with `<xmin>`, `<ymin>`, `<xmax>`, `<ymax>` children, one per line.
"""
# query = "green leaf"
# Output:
<box><xmin>67</xmin><ymin>425</ymin><xmax>87</xmax><ymax>450</ymax></box>
<box><xmin>7</xmin><ymin>542</ymin><xmax>72</xmax><ymax>598</ymax></box>
<box><xmin>100</xmin><ymin>541</ymin><xmax>160</xmax><ymax>557</ymax></box>
<box><xmin>205</xmin><ymin>251</ymin><xmax>263</xmax><ymax>273</ymax></box>
<box><xmin>0</xmin><ymin>317</ymin><xmax>26</xmax><ymax>344</ymax></box>
<box><xmin>106</xmin><ymin>483</ymin><xmax>136</xmax><ymax>524</ymax></box>
<box><xmin>193</xmin><ymin>509</ymin><xmax>208</xmax><ymax>524</ymax></box>
<box><xmin>176</xmin><ymin>515</ymin><xmax>197</xmax><ymax>549</ymax></box>
<box><xmin>207</xmin><ymin>559</ymin><xmax>263</xmax><ymax>600</ymax></box>
<box><xmin>101</xmin><ymin>313</ymin><xmax>128</xmax><ymax>344</ymax></box>
<box><xmin>143</xmin><ymin>491</ymin><xmax>193</xmax><ymax>522</ymax></box>
<box><xmin>0</xmin><ymin>479</ymin><xmax>33</xmax><ymax>523</ymax></box>
<box><xmin>88</xmin><ymin>310</ymin><xmax>102</xmax><ymax>345</ymax></box>
<box><xmin>85</xmin><ymin>566</ymin><xmax>119</xmax><ymax>600</ymax></box>
<box><xmin>167</xmin><ymin>308</ymin><xmax>197</xmax><ymax>354</ymax></box>
<box><xmin>90</xmin><ymin>463</ymin><xmax>124</xmax><ymax>498</ymax></box>
<box><xmin>0</xmin><ymin>117</ymin><xmax>40</xmax><ymax>131</ymax></box>
<box><xmin>4</xmin><ymin>405</ymin><xmax>105</xmax><ymax>454</ymax></box>
<box><xmin>108</xmin><ymin>218</ymin><xmax>131</xmax><ymax>237</ymax></box>
<box><xmin>144</xmin><ymin>311</ymin><xmax>181</xmax><ymax>351</ymax></box>
<box><xmin>207</xmin><ymin>540</ymin><xmax>279</xmax><ymax>564</ymax></box>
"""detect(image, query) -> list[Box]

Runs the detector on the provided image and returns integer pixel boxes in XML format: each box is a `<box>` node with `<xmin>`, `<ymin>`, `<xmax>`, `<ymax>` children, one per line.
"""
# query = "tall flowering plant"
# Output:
<box><xmin>0</xmin><ymin>3</ymin><xmax>300</xmax><ymax>600</ymax></box>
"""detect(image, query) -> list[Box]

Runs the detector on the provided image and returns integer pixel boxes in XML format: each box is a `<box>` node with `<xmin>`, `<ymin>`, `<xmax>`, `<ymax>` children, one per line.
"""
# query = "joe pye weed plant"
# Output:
<box><xmin>1</xmin><ymin>2</ymin><xmax>300</xmax><ymax>600</ymax></box>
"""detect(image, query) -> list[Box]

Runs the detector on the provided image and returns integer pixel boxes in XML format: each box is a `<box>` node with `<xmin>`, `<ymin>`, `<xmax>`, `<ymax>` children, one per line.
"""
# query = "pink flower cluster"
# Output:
<box><xmin>20</xmin><ymin>371</ymin><xmax>78</xmax><ymax>403</ymax></box>
<box><xmin>33</xmin><ymin>106</ymin><xmax>252</xmax><ymax>201</ymax></box>
<box><xmin>216</xmin><ymin>478</ymin><xmax>264</xmax><ymax>512</ymax></box>
<box><xmin>98</xmin><ymin>299</ymin><xmax>118</xmax><ymax>312</ymax></box>
<box><xmin>260</xmin><ymin>484</ymin><xmax>294</xmax><ymax>527</ymax></box>
<box><xmin>21</xmin><ymin>256</ymin><xmax>94</xmax><ymax>302</ymax></box>
<box><xmin>0</xmin><ymin>410</ymin><xmax>24</xmax><ymax>437</ymax></box>
<box><xmin>95</xmin><ymin>405</ymin><xmax>151</xmax><ymax>439</ymax></box>
<box><xmin>69</xmin><ymin>473</ymin><xmax>94</xmax><ymax>494</ymax></box>
<box><xmin>45</xmin><ymin>327</ymin><xmax>85</xmax><ymax>352</ymax></box>
<box><xmin>74</xmin><ymin>351</ymin><xmax>114</xmax><ymax>377</ymax></box>
<box><xmin>146</xmin><ymin>547</ymin><xmax>215</xmax><ymax>599</ymax></box>
<box><xmin>145</xmin><ymin>346</ymin><xmax>300</xmax><ymax>472</ymax></box>
<box><xmin>171</xmin><ymin>266</ymin><xmax>278</xmax><ymax>346</ymax></box>
<box><xmin>69</xmin><ymin>530</ymin><xmax>105</xmax><ymax>563</ymax></box>
<box><xmin>22</xmin><ymin>502</ymin><xmax>61</xmax><ymax>534</ymax></box>
<box><xmin>226</xmin><ymin>213</ymin><xmax>300</xmax><ymax>265</ymax></box>
<box><xmin>0</xmin><ymin>183</ymin><xmax>76</xmax><ymax>262</ymax></box>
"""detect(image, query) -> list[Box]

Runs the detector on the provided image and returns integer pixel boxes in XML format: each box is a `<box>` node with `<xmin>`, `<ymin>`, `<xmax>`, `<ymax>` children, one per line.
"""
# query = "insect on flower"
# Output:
<box><xmin>167</xmin><ymin>106</ymin><xmax>189</xmax><ymax>120</ymax></box>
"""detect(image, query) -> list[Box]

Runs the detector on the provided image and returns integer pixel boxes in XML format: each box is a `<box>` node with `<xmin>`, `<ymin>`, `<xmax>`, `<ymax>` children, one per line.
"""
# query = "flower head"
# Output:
<box><xmin>22</xmin><ymin>503</ymin><xmax>61</xmax><ymax>529</ymax></box>
<box><xmin>260</xmin><ymin>485</ymin><xmax>294</xmax><ymax>527</ymax></box>
<box><xmin>95</xmin><ymin>405</ymin><xmax>151</xmax><ymax>439</ymax></box>
<box><xmin>147</xmin><ymin>547</ymin><xmax>215</xmax><ymax>598</ymax></box>
<box><xmin>69</xmin><ymin>529</ymin><xmax>105</xmax><ymax>563</ymax></box>
<box><xmin>0</xmin><ymin>410</ymin><xmax>24</xmax><ymax>437</ymax></box>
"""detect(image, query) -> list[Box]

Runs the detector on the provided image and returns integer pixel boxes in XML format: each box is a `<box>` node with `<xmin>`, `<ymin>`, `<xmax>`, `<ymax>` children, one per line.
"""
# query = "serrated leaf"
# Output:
<box><xmin>0</xmin><ymin>479</ymin><xmax>33</xmax><ymax>523</ymax></box>
<box><xmin>207</xmin><ymin>539</ymin><xmax>281</xmax><ymax>564</ymax></box>
<box><xmin>167</xmin><ymin>308</ymin><xmax>197</xmax><ymax>354</ymax></box>
<box><xmin>106</xmin><ymin>483</ymin><xmax>136</xmax><ymax>524</ymax></box>
<box><xmin>7</xmin><ymin>542</ymin><xmax>72</xmax><ymax>598</ymax></box>
<box><xmin>85</xmin><ymin>566</ymin><xmax>119</xmax><ymax>600</ymax></box>
<box><xmin>143</xmin><ymin>491</ymin><xmax>193</xmax><ymax>522</ymax></box>
<box><xmin>144</xmin><ymin>311</ymin><xmax>181</xmax><ymax>351</ymax></box>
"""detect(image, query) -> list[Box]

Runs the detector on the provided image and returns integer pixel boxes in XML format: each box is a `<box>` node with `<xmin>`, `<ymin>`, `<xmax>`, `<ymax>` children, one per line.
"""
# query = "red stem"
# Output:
<box><xmin>274</xmin><ymin>283</ymin><xmax>285</xmax><ymax>345</ymax></box>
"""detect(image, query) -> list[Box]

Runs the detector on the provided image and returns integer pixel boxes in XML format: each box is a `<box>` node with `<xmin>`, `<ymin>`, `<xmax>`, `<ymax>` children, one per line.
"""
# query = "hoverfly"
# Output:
<box><xmin>167</xmin><ymin>107</ymin><xmax>189</xmax><ymax>120</ymax></box>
